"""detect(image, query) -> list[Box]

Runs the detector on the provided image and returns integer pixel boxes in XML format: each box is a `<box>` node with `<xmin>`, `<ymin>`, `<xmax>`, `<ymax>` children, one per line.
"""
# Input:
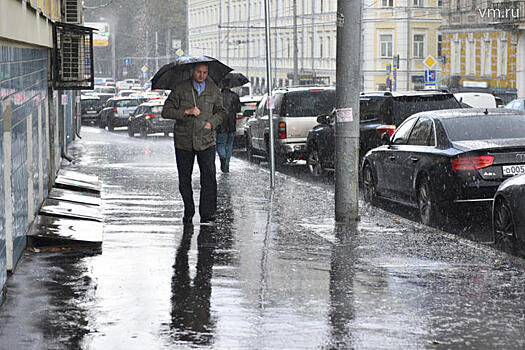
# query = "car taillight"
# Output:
<box><xmin>236</xmin><ymin>113</ymin><xmax>244</xmax><ymax>120</ymax></box>
<box><xmin>278</xmin><ymin>122</ymin><xmax>286</xmax><ymax>139</ymax></box>
<box><xmin>145</xmin><ymin>113</ymin><xmax>156</xmax><ymax>120</ymax></box>
<box><xmin>452</xmin><ymin>156</ymin><xmax>494</xmax><ymax>171</ymax></box>
<box><xmin>113</xmin><ymin>107</ymin><xmax>117</xmax><ymax>114</ymax></box>
<box><xmin>376</xmin><ymin>125</ymin><xmax>396</xmax><ymax>137</ymax></box>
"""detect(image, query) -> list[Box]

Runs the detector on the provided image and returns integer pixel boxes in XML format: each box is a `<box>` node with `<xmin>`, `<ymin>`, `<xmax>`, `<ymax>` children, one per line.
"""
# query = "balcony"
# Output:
<box><xmin>487</xmin><ymin>1</ymin><xmax>525</xmax><ymax>23</ymax></box>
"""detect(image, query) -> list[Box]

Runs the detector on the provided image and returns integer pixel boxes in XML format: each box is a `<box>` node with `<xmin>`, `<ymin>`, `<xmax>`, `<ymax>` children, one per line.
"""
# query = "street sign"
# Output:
<box><xmin>423</xmin><ymin>55</ymin><xmax>437</xmax><ymax>69</ymax></box>
<box><xmin>424</xmin><ymin>83</ymin><xmax>437</xmax><ymax>90</ymax></box>
<box><xmin>123</xmin><ymin>58</ymin><xmax>131</xmax><ymax>66</ymax></box>
<box><xmin>141</xmin><ymin>65</ymin><xmax>148</xmax><ymax>73</ymax></box>
<box><xmin>425</xmin><ymin>70</ymin><xmax>436</xmax><ymax>83</ymax></box>
<box><xmin>393</xmin><ymin>54</ymin><xmax>399</xmax><ymax>69</ymax></box>
<box><xmin>386</xmin><ymin>64</ymin><xmax>391</xmax><ymax>75</ymax></box>
<box><xmin>176</xmin><ymin>49</ymin><xmax>184</xmax><ymax>56</ymax></box>
<box><xmin>123</xmin><ymin>66</ymin><xmax>128</xmax><ymax>76</ymax></box>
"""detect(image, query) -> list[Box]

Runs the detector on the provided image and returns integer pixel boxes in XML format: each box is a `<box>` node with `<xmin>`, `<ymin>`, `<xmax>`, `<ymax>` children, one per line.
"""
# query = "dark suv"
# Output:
<box><xmin>305</xmin><ymin>91</ymin><xmax>462</xmax><ymax>176</ymax></box>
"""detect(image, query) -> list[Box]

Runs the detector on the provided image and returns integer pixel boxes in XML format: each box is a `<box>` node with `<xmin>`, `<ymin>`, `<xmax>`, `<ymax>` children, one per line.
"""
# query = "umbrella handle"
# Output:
<box><xmin>192</xmin><ymin>89</ymin><xmax>197</xmax><ymax>107</ymax></box>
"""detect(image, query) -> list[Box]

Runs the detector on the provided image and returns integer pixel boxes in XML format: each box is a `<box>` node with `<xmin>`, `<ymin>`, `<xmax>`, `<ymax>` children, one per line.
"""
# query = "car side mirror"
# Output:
<box><xmin>381</xmin><ymin>132</ymin><xmax>392</xmax><ymax>146</ymax></box>
<box><xmin>317</xmin><ymin>115</ymin><xmax>330</xmax><ymax>124</ymax></box>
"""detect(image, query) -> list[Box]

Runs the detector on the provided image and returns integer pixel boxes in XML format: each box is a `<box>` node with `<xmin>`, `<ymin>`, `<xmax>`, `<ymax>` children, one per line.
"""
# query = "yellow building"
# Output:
<box><xmin>440</xmin><ymin>0</ymin><xmax>525</xmax><ymax>101</ymax></box>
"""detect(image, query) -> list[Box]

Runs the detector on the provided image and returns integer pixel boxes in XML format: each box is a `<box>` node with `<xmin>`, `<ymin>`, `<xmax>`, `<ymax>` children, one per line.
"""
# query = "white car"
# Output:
<box><xmin>454</xmin><ymin>92</ymin><xmax>497</xmax><ymax>108</ymax></box>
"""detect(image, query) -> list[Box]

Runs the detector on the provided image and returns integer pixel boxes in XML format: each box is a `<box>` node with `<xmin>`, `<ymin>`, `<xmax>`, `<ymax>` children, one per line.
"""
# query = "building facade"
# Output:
<box><xmin>440</xmin><ymin>0</ymin><xmax>525</xmax><ymax>101</ymax></box>
<box><xmin>0</xmin><ymin>0</ymin><xmax>69</xmax><ymax>304</ymax></box>
<box><xmin>188</xmin><ymin>0</ymin><xmax>445</xmax><ymax>92</ymax></box>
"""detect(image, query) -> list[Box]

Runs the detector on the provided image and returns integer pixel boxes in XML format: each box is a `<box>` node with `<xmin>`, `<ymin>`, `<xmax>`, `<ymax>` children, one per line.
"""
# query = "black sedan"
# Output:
<box><xmin>128</xmin><ymin>100</ymin><xmax>173</xmax><ymax>137</ymax></box>
<box><xmin>361</xmin><ymin>108</ymin><xmax>525</xmax><ymax>226</ymax></box>
<box><xmin>493</xmin><ymin>174</ymin><xmax>525</xmax><ymax>255</ymax></box>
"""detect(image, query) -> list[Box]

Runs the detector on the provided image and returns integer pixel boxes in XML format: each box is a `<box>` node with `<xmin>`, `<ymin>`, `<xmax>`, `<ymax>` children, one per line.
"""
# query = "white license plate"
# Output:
<box><xmin>87</xmin><ymin>111</ymin><xmax>97</xmax><ymax>114</ymax></box>
<box><xmin>502</xmin><ymin>164</ymin><xmax>525</xmax><ymax>176</ymax></box>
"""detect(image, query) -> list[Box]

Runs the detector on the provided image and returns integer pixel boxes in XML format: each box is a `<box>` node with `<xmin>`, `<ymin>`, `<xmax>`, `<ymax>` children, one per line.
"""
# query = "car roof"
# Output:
<box><xmin>420</xmin><ymin>108</ymin><xmax>525</xmax><ymax>120</ymax></box>
<box><xmin>361</xmin><ymin>90</ymin><xmax>451</xmax><ymax>97</ymax></box>
<box><xmin>274</xmin><ymin>86</ymin><xmax>335</xmax><ymax>93</ymax></box>
<box><xmin>240</xmin><ymin>95</ymin><xmax>263</xmax><ymax>102</ymax></box>
<box><xmin>81</xmin><ymin>95</ymin><xmax>100</xmax><ymax>100</ymax></box>
<box><xmin>139</xmin><ymin>99</ymin><xmax>166</xmax><ymax>106</ymax></box>
<box><xmin>109</xmin><ymin>96</ymin><xmax>143</xmax><ymax>101</ymax></box>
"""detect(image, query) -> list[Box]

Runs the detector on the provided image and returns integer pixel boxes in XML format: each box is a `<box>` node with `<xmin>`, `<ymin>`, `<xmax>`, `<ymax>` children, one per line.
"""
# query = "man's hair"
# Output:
<box><xmin>193</xmin><ymin>62</ymin><xmax>209</xmax><ymax>70</ymax></box>
<box><xmin>222</xmin><ymin>78</ymin><xmax>232</xmax><ymax>88</ymax></box>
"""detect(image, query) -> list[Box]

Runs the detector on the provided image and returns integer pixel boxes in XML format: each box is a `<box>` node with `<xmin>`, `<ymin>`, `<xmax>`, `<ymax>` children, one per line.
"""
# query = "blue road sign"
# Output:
<box><xmin>123</xmin><ymin>58</ymin><xmax>131</xmax><ymax>66</ymax></box>
<box><xmin>425</xmin><ymin>70</ymin><xmax>436</xmax><ymax>83</ymax></box>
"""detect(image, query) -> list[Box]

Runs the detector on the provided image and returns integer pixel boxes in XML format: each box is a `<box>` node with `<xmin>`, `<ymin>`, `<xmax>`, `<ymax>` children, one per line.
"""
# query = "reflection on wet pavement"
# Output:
<box><xmin>0</xmin><ymin>127</ymin><xmax>523</xmax><ymax>350</ymax></box>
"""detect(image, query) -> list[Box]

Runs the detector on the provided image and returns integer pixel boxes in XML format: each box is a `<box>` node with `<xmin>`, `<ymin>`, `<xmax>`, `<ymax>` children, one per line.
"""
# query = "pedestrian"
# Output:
<box><xmin>162</xmin><ymin>63</ymin><xmax>226</xmax><ymax>224</ymax></box>
<box><xmin>216</xmin><ymin>78</ymin><xmax>241</xmax><ymax>173</ymax></box>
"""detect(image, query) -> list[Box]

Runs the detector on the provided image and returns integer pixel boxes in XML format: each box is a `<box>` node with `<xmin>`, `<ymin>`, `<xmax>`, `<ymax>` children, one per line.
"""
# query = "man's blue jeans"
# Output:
<box><xmin>216</xmin><ymin>132</ymin><xmax>235</xmax><ymax>166</ymax></box>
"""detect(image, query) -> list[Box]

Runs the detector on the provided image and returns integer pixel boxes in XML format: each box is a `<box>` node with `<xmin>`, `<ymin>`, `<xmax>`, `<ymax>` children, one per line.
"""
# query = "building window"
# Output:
<box><xmin>438</xmin><ymin>0</ymin><xmax>442</xmax><ymax>6</ymax></box>
<box><xmin>380</xmin><ymin>34</ymin><xmax>393</xmax><ymax>58</ymax></box>
<box><xmin>413</xmin><ymin>0</ymin><xmax>422</xmax><ymax>6</ymax></box>
<box><xmin>413</xmin><ymin>34</ymin><xmax>425</xmax><ymax>58</ymax></box>
<box><xmin>382</xmin><ymin>0</ymin><xmax>393</xmax><ymax>7</ymax></box>
<box><xmin>320</xmin><ymin>37</ymin><xmax>324</xmax><ymax>57</ymax></box>
<box><xmin>437</xmin><ymin>34</ymin><xmax>442</xmax><ymax>57</ymax></box>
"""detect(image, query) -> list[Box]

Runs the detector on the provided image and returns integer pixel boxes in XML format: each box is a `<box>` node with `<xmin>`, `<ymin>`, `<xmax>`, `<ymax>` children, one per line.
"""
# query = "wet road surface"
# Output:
<box><xmin>0</xmin><ymin>127</ymin><xmax>523</xmax><ymax>349</ymax></box>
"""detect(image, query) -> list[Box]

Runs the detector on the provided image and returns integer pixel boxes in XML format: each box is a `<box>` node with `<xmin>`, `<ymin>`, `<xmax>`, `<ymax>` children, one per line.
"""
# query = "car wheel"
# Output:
<box><xmin>417</xmin><ymin>176</ymin><xmax>442</xmax><ymax>226</ymax></box>
<box><xmin>140</xmin><ymin>126</ymin><xmax>147</xmax><ymax>138</ymax></box>
<box><xmin>128</xmin><ymin>126</ymin><xmax>134</xmax><ymax>137</ymax></box>
<box><xmin>307</xmin><ymin>146</ymin><xmax>324</xmax><ymax>177</ymax></box>
<box><xmin>493</xmin><ymin>197</ymin><xmax>516</xmax><ymax>252</ymax></box>
<box><xmin>108</xmin><ymin>118</ymin><xmax>114</xmax><ymax>131</ymax></box>
<box><xmin>362</xmin><ymin>163</ymin><xmax>377</xmax><ymax>204</ymax></box>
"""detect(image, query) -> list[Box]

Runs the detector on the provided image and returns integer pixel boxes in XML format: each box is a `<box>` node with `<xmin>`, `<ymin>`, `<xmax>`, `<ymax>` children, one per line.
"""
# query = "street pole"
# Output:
<box><xmin>155</xmin><ymin>31</ymin><xmax>159</xmax><ymax>73</ymax></box>
<box><xmin>166</xmin><ymin>29</ymin><xmax>171</xmax><ymax>64</ymax></box>
<box><xmin>246</xmin><ymin>0</ymin><xmax>251</xmax><ymax>79</ymax></box>
<box><xmin>111</xmin><ymin>23</ymin><xmax>116</xmax><ymax>81</ymax></box>
<box><xmin>335</xmin><ymin>0</ymin><xmax>361</xmax><ymax>223</ymax></box>
<box><xmin>264</xmin><ymin>0</ymin><xmax>275</xmax><ymax>188</ymax></box>
<box><xmin>293</xmin><ymin>0</ymin><xmax>299</xmax><ymax>85</ymax></box>
<box><xmin>227</xmin><ymin>0</ymin><xmax>231</xmax><ymax>64</ymax></box>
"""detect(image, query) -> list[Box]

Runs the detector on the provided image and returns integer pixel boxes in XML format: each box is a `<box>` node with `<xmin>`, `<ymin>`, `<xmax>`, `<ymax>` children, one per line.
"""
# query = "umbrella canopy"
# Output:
<box><xmin>151</xmin><ymin>55</ymin><xmax>233</xmax><ymax>90</ymax></box>
<box><xmin>220</xmin><ymin>72</ymin><xmax>250</xmax><ymax>88</ymax></box>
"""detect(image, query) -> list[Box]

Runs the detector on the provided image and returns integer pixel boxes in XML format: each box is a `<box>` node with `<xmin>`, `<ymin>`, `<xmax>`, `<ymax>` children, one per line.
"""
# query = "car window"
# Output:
<box><xmin>81</xmin><ymin>99</ymin><xmax>100</xmax><ymax>108</ymax></box>
<box><xmin>255</xmin><ymin>96</ymin><xmax>266</xmax><ymax>118</ymax></box>
<box><xmin>281</xmin><ymin>89</ymin><xmax>335</xmax><ymax>117</ymax></box>
<box><xmin>391</xmin><ymin>94</ymin><xmax>461</xmax><ymax>125</ymax></box>
<box><xmin>442</xmin><ymin>114</ymin><xmax>525</xmax><ymax>141</ymax></box>
<box><xmin>360</xmin><ymin>97</ymin><xmax>391</xmax><ymax>122</ymax></box>
<box><xmin>115</xmin><ymin>99</ymin><xmax>139</xmax><ymax>107</ymax></box>
<box><xmin>392</xmin><ymin>117</ymin><xmax>418</xmax><ymax>145</ymax></box>
<box><xmin>407</xmin><ymin>117</ymin><xmax>435</xmax><ymax>146</ymax></box>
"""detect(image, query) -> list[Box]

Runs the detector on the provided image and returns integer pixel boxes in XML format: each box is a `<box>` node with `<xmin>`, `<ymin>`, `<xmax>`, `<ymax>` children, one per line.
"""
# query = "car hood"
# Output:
<box><xmin>452</xmin><ymin>139</ymin><xmax>525</xmax><ymax>151</ymax></box>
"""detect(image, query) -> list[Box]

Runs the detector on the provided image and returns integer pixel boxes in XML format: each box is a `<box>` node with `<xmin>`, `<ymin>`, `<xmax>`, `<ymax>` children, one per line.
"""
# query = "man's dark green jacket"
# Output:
<box><xmin>162</xmin><ymin>79</ymin><xmax>226</xmax><ymax>151</ymax></box>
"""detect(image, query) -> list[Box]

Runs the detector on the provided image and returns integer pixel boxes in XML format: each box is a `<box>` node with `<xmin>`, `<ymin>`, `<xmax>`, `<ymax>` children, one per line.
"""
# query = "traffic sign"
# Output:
<box><xmin>123</xmin><ymin>58</ymin><xmax>131</xmax><ymax>66</ymax></box>
<box><xmin>393</xmin><ymin>54</ymin><xmax>399</xmax><ymax>69</ymax></box>
<box><xmin>176</xmin><ymin>49</ymin><xmax>184</xmax><ymax>56</ymax></box>
<box><xmin>423</xmin><ymin>55</ymin><xmax>437</xmax><ymax>69</ymax></box>
<box><xmin>425</xmin><ymin>70</ymin><xmax>436</xmax><ymax>83</ymax></box>
<box><xmin>141</xmin><ymin>65</ymin><xmax>148</xmax><ymax>73</ymax></box>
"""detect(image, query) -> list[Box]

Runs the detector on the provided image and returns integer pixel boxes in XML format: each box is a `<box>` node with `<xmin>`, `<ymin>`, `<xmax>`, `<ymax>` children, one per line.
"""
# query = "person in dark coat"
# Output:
<box><xmin>216</xmin><ymin>78</ymin><xmax>241</xmax><ymax>173</ymax></box>
<box><xmin>162</xmin><ymin>63</ymin><xmax>226</xmax><ymax>224</ymax></box>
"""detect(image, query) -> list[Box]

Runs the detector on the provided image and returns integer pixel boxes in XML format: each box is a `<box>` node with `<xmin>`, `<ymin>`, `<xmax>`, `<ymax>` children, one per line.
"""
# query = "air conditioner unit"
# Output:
<box><xmin>63</xmin><ymin>0</ymin><xmax>82</xmax><ymax>24</ymax></box>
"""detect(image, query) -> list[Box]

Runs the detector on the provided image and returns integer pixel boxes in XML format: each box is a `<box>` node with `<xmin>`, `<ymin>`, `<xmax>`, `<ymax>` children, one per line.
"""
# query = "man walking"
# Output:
<box><xmin>162</xmin><ymin>63</ymin><xmax>226</xmax><ymax>224</ymax></box>
<box><xmin>216</xmin><ymin>78</ymin><xmax>241</xmax><ymax>173</ymax></box>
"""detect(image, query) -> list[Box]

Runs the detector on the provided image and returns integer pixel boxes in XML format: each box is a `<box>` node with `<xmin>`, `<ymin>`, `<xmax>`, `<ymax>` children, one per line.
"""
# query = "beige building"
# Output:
<box><xmin>188</xmin><ymin>0</ymin><xmax>445</xmax><ymax>92</ymax></box>
<box><xmin>440</xmin><ymin>0</ymin><xmax>525</xmax><ymax>101</ymax></box>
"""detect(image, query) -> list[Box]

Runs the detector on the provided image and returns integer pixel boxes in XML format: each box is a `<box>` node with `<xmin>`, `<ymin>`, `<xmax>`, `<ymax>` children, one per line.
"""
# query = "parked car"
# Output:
<box><xmin>98</xmin><ymin>97</ymin><xmax>142</xmax><ymax>130</ymax></box>
<box><xmin>361</xmin><ymin>108</ymin><xmax>525</xmax><ymax>226</ymax></box>
<box><xmin>504</xmin><ymin>98</ymin><xmax>525</xmax><ymax>111</ymax></box>
<box><xmin>306</xmin><ymin>91</ymin><xmax>462</xmax><ymax>176</ymax></box>
<box><xmin>93</xmin><ymin>85</ymin><xmax>117</xmax><ymax>105</ymax></box>
<box><xmin>80</xmin><ymin>95</ymin><xmax>103</xmax><ymax>125</ymax></box>
<box><xmin>127</xmin><ymin>99</ymin><xmax>173</xmax><ymax>137</ymax></box>
<box><xmin>118</xmin><ymin>89</ymin><xmax>136</xmax><ymax>97</ymax></box>
<box><xmin>454</xmin><ymin>92</ymin><xmax>497</xmax><ymax>108</ymax></box>
<box><xmin>234</xmin><ymin>95</ymin><xmax>262</xmax><ymax>148</ymax></box>
<box><xmin>245</xmin><ymin>86</ymin><xmax>335</xmax><ymax>163</ymax></box>
<box><xmin>493</xmin><ymin>174</ymin><xmax>525</xmax><ymax>255</ymax></box>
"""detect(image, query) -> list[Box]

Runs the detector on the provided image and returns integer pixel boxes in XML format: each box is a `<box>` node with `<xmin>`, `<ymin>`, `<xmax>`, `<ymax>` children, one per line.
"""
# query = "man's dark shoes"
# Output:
<box><xmin>220</xmin><ymin>158</ymin><xmax>227</xmax><ymax>173</ymax></box>
<box><xmin>182</xmin><ymin>216</ymin><xmax>193</xmax><ymax>224</ymax></box>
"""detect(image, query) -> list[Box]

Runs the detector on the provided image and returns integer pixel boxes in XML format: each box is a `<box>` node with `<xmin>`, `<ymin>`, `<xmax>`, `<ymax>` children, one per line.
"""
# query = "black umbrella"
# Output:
<box><xmin>220</xmin><ymin>72</ymin><xmax>249</xmax><ymax>88</ymax></box>
<box><xmin>151</xmin><ymin>55</ymin><xmax>233</xmax><ymax>90</ymax></box>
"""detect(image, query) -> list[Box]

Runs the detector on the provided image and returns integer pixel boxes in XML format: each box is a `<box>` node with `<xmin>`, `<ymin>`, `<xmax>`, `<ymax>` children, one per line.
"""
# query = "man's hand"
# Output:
<box><xmin>204</xmin><ymin>121</ymin><xmax>212</xmax><ymax>130</ymax></box>
<box><xmin>185</xmin><ymin>107</ymin><xmax>201</xmax><ymax>116</ymax></box>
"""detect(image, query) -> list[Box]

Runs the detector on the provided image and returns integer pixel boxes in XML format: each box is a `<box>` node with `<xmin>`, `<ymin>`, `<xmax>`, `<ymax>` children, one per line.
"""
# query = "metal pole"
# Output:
<box><xmin>311</xmin><ymin>0</ymin><xmax>315</xmax><ymax>79</ymax></box>
<box><xmin>111</xmin><ymin>23</ymin><xmax>116</xmax><ymax>81</ymax></box>
<box><xmin>155</xmin><ymin>31</ymin><xmax>159</xmax><ymax>73</ymax></box>
<box><xmin>335</xmin><ymin>0</ymin><xmax>361</xmax><ymax>222</ymax></box>
<box><xmin>227</xmin><ymin>0</ymin><xmax>231</xmax><ymax>64</ymax></box>
<box><xmin>246</xmin><ymin>0</ymin><xmax>251</xmax><ymax>79</ymax></box>
<box><xmin>293</xmin><ymin>0</ymin><xmax>299</xmax><ymax>85</ymax></box>
<box><xmin>167</xmin><ymin>29</ymin><xmax>171</xmax><ymax>64</ymax></box>
<box><xmin>406</xmin><ymin>6</ymin><xmax>410</xmax><ymax>90</ymax></box>
<box><xmin>218</xmin><ymin>1</ymin><xmax>222</xmax><ymax>60</ymax></box>
<box><xmin>264</xmin><ymin>0</ymin><xmax>275</xmax><ymax>188</ymax></box>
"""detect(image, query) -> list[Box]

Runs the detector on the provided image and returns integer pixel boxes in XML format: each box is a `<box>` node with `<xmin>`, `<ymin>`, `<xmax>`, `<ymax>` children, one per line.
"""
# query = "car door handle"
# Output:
<box><xmin>410</xmin><ymin>157</ymin><xmax>419</xmax><ymax>163</ymax></box>
<box><xmin>389</xmin><ymin>155</ymin><xmax>396</xmax><ymax>161</ymax></box>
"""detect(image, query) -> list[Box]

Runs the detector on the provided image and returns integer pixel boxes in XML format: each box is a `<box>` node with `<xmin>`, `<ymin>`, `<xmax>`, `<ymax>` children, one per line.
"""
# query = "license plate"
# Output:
<box><xmin>502</xmin><ymin>164</ymin><xmax>525</xmax><ymax>176</ymax></box>
<box><xmin>87</xmin><ymin>111</ymin><xmax>96</xmax><ymax>114</ymax></box>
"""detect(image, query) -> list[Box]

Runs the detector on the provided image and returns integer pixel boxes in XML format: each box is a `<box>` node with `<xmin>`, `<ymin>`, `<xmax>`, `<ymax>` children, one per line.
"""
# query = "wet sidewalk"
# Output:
<box><xmin>0</xmin><ymin>127</ymin><xmax>524</xmax><ymax>350</ymax></box>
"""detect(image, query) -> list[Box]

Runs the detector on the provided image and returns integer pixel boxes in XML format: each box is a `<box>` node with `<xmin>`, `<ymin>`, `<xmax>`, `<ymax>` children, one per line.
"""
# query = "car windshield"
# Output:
<box><xmin>282</xmin><ymin>89</ymin><xmax>335</xmax><ymax>117</ymax></box>
<box><xmin>81</xmin><ymin>99</ymin><xmax>100</xmax><ymax>108</ymax></box>
<box><xmin>392</xmin><ymin>95</ymin><xmax>461</xmax><ymax>125</ymax></box>
<box><xmin>360</xmin><ymin>97</ymin><xmax>391</xmax><ymax>122</ymax></box>
<box><xmin>101</xmin><ymin>87</ymin><xmax>116</xmax><ymax>94</ymax></box>
<box><xmin>442</xmin><ymin>114</ymin><xmax>525</xmax><ymax>141</ymax></box>
<box><xmin>115</xmin><ymin>99</ymin><xmax>139</xmax><ymax>107</ymax></box>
